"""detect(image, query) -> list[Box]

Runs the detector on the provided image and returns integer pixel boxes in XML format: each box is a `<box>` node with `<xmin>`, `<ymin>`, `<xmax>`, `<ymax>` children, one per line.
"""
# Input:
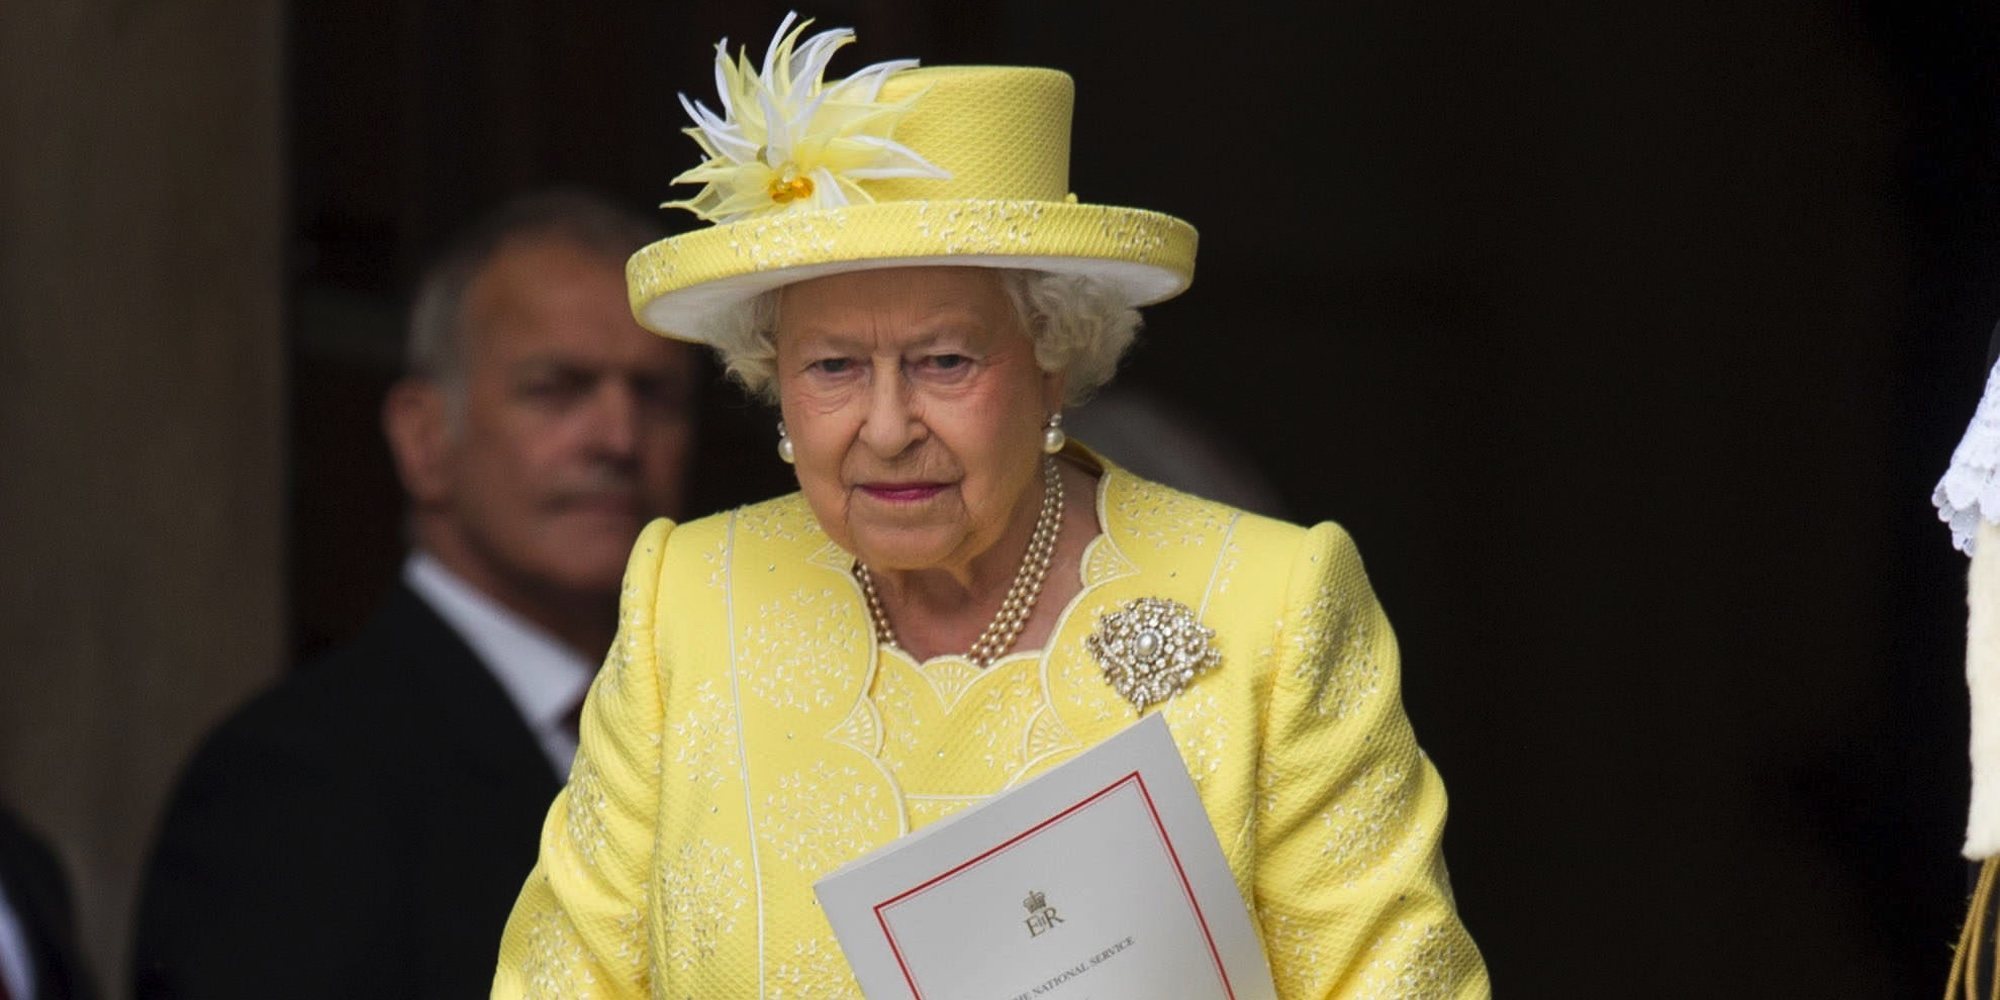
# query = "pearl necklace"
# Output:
<box><xmin>855</xmin><ymin>457</ymin><xmax>1064</xmax><ymax>668</ymax></box>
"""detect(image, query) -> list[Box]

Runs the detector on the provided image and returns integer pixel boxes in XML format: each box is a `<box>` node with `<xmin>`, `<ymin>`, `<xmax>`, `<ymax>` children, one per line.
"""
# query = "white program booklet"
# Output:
<box><xmin>813</xmin><ymin>713</ymin><xmax>1277</xmax><ymax>1000</ymax></box>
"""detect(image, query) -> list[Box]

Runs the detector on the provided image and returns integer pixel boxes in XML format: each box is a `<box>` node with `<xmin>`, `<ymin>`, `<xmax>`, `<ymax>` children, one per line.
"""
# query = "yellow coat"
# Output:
<box><xmin>493</xmin><ymin>466</ymin><xmax>1489</xmax><ymax>998</ymax></box>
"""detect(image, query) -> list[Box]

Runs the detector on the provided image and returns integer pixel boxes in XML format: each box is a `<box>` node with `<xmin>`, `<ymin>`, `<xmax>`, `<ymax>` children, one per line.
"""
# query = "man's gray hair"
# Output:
<box><xmin>405</xmin><ymin>190</ymin><xmax>665</xmax><ymax>389</ymax></box>
<box><xmin>708</xmin><ymin>268</ymin><xmax>1142</xmax><ymax>405</ymax></box>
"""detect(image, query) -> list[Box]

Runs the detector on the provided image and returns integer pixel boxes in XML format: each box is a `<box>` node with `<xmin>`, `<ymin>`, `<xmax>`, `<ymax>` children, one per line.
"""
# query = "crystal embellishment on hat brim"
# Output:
<box><xmin>1085</xmin><ymin>597</ymin><xmax>1220</xmax><ymax>710</ymax></box>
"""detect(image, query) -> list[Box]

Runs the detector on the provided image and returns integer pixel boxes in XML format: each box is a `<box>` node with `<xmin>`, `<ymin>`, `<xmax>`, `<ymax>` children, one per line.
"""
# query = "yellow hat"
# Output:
<box><xmin>629</xmin><ymin>14</ymin><xmax>1198</xmax><ymax>345</ymax></box>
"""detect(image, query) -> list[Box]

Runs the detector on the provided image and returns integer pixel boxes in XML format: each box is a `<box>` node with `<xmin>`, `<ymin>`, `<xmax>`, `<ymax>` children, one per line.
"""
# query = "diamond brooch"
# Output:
<box><xmin>1084</xmin><ymin>597</ymin><xmax>1220</xmax><ymax>710</ymax></box>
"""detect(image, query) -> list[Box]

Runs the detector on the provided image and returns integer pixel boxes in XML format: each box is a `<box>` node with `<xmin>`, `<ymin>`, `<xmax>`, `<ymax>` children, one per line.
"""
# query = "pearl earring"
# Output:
<box><xmin>777</xmin><ymin>421</ymin><xmax>795</xmax><ymax>464</ymax></box>
<box><xmin>1041</xmin><ymin>412</ymin><xmax>1066</xmax><ymax>455</ymax></box>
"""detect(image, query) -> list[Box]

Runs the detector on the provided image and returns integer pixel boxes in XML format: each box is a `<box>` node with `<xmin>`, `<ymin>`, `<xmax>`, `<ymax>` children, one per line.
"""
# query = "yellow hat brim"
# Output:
<box><xmin>628</xmin><ymin>198</ymin><xmax>1197</xmax><ymax>344</ymax></box>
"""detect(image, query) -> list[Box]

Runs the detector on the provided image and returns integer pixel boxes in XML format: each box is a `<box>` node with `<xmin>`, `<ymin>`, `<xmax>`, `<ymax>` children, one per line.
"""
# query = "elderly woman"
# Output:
<box><xmin>493</xmin><ymin>16</ymin><xmax>1487</xmax><ymax>999</ymax></box>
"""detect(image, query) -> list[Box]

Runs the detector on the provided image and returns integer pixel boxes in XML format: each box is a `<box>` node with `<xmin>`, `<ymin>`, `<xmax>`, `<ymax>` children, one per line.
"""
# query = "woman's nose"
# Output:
<box><xmin>857</xmin><ymin>363</ymin><xmax>922</xmax><ymax>457</ymax></box>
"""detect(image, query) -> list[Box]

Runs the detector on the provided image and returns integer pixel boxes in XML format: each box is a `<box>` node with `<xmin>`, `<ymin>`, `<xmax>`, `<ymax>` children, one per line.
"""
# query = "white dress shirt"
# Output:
<box><xmin>0</xmin><ymin>874</ymin><xmax>34</xmax><ymax>1000</ymax></box>
<box><xmin>403</xmin><ymin>552</ymin><xmax>596</xmax><ymax>778</ymax></box>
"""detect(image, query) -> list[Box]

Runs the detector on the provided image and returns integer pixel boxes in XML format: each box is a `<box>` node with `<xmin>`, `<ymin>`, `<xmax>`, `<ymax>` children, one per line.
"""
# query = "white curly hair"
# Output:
<box><xmin>706</xmin><ymin>268</ymin><xmax>1141</xmax><ymax>404</ymax></box>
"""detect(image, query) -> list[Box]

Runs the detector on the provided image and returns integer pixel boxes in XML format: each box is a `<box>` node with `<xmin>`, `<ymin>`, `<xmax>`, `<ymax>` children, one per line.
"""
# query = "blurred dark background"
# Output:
<box><xmin>6</xmin><ymin>0</ymin><xmax>2000</xmax><ymax>995</ymax></box>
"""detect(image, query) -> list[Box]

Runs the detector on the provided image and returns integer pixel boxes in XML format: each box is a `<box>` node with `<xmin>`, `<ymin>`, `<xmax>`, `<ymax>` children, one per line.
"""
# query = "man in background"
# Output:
<box><xmin>133</xmin><ymin>191</ymin><xmax>699</xmax><ymax>998</ymax></box>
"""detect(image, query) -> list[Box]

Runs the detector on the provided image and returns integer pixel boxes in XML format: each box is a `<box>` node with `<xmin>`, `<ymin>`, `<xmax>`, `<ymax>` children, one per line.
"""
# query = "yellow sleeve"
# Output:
<box><xmin>1254</xmin><ymin>523</ymin><xmax>1490</xmax><ymax>998</ymax></box>
<box><xmin>492</xmin><ymin>518</ymin><xmax>673</xmax><ymax>999</ymax></box>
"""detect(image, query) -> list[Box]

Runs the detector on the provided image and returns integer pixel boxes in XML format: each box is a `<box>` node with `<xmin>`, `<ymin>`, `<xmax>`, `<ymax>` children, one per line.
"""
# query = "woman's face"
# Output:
<box><xmin>774</xmin><ymin>266</ymin><xmax>1063</xmax><ymax>577</ymax></box>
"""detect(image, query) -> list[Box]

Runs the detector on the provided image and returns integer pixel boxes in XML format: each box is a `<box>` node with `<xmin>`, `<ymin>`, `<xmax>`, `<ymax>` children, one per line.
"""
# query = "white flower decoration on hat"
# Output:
<box><xmin>667</xmin><ymin>12</ymin><xmax>951</xmax><ymax>224</ymax></box>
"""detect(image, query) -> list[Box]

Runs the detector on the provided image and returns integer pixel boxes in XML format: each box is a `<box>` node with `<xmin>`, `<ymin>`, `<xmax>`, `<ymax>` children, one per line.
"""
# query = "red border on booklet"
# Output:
<box><xmin>869</xmin><ymin>770</ymin><xmax>1235</xmax><ymax>1000</ymax></box>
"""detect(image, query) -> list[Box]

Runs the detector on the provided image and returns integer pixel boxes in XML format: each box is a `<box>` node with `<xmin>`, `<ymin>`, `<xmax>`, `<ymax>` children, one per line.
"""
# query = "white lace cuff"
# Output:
<box><xmin>1935</xmin><ymin>360</ymin><xmax>2000</xmax><ymax>554</ymax></box>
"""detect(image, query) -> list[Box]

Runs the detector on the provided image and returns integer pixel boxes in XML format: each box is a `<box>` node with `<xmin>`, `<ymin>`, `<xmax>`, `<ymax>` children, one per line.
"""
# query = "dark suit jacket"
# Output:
<box><xmin>0</xmin><ymin>806</ymin><xmax>95</xmax><ymax>1000</ymax></box>
<box><xmin>133</xmin><ymin>583</ymin><xmax>564</xmax><ymax>999</ymax></box>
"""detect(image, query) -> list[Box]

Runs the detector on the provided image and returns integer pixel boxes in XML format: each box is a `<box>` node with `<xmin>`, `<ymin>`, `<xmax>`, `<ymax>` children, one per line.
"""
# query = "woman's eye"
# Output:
<box><xmin>808</xmin><ymin>357</ymin><xmax>855</xmax><ymax>375</ymax></box>
<box><xmin>921</xmin><ymin>354</ymin><xmax>973</xmax><ymax>372</ymax></box>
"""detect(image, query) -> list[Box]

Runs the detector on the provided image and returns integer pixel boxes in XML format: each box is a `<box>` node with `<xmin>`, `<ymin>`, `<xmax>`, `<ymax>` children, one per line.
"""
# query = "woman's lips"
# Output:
<box><xmin>859</xmin><ymin>483</ymin><xmax>947</xmax><ymax>503</ymax></box>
